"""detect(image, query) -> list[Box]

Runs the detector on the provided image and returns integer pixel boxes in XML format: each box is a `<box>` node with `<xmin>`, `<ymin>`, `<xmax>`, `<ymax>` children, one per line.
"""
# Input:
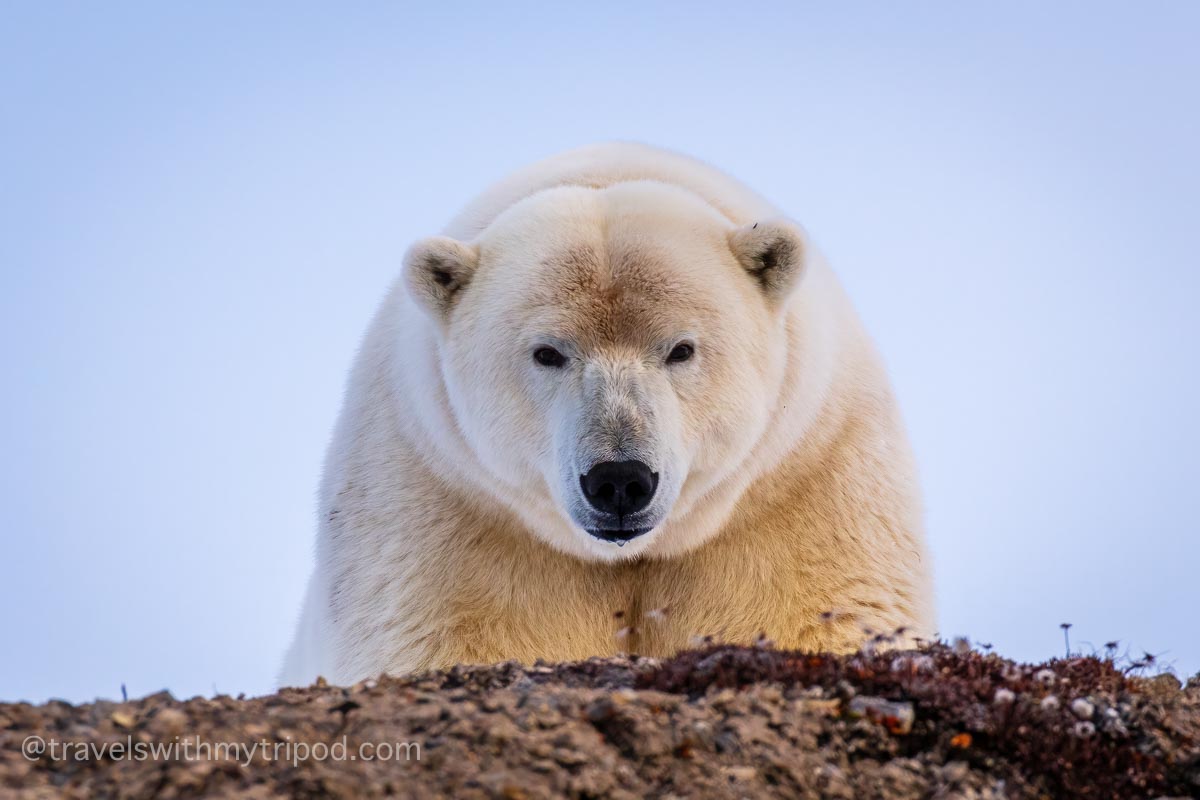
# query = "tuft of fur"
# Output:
<box><xmin>279</xmin><ymin>142</ymin><xmax>934</xmax><ymax>688</ymax></box>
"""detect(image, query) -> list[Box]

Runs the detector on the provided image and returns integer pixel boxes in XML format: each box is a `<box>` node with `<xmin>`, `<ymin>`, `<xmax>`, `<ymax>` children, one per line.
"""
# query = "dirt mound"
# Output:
<box><xmin>2</xmin><ymin>645</ymin><xmax>1197</xmax><ymax>798</ymax></box>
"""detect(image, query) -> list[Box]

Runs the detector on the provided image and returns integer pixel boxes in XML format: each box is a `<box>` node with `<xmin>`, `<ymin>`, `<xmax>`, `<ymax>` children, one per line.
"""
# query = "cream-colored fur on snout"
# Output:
<box><xmin>279</xmin><ymin>143</ymin><xmax>934</xmax><ymax>687</ymax></box>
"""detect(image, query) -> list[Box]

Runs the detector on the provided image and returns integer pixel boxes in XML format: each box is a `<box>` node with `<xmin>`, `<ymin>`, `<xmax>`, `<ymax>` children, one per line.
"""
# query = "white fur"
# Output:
<box><xmin>279</xmin><ymin>143</ymin><xmax>934</xmax><ymax>688</ymax></box>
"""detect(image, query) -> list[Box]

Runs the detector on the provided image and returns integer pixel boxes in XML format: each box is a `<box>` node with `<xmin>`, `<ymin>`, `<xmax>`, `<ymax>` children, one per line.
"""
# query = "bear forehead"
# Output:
<box><xmin>478</xmin><ymin>185</ymin><xmax>738</xmax><ymax>331</ymax></box>
<box><xmin>532</xmin><ymin>243</ymin><xmax>703</xmax><ymax>345</ymax></box>
<box><xmin>460</xmin><ymin>182</ymin><xmax>756</xmax><ymax>348</ymax></box>
<box><xmin>518</xmin><ymin>227</ymin><xmax>748</xmax><ymax>348</ymax></box>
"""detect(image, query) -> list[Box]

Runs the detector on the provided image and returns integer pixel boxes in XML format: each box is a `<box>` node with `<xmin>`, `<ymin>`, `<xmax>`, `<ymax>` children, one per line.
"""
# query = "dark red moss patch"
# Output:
<box><xmin>637</xmin><ymin>643</ymin><xmax>1199</xmax><ymax>799</ymax></box>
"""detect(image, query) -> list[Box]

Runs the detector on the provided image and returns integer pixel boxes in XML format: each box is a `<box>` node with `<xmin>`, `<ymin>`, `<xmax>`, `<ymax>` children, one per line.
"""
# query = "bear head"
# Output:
<box><xmin>402</xmin><ymin>181</ymin><xmax>808</xmax><ymax>561</ymax></box>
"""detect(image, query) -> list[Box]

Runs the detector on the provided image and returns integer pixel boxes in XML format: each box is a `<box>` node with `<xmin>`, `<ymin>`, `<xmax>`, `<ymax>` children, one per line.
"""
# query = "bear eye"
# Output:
<box><xmin>667</xmin><ymin>342</ymin><xmax>695</xmax><ymax>364</ymax></box>
<box><xmin>533</xmin><ymin>346</ymin><xmax>567</xmax><ymax>368</ymax></box>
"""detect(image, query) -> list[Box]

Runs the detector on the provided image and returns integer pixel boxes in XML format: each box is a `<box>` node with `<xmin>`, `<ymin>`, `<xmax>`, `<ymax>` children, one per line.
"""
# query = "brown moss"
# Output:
<box><xmin>637</xmin><ymin>642</ymin><xmax>1197</xmax><ymax>799</ymax></box>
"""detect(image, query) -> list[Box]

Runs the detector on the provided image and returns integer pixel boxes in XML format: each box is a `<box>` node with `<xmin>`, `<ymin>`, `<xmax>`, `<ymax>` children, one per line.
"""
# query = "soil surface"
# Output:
<box><xmin>2</xmin><ymin>644</ymin><xmax>1198</xmax><ymax>799</ymax></box>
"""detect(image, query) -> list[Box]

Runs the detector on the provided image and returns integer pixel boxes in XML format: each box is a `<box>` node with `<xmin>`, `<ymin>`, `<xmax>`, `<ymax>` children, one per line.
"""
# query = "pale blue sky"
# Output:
<box><xmin>2</xmin><ymin>2</ymin><xmax>1197</xmax><ymax>703</ymax></box>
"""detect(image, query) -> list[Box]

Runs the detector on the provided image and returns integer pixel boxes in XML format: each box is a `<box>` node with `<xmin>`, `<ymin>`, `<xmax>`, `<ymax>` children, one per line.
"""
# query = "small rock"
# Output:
<box><xmin>943</xmin><ymin>760</ymin><xmax>970</xmax><ymax>783</ymax></box>
<box><xmin>612</xmin><ymin>688</ymin><xmax>637</xmax><ymax>704</ymax></box>
<box><xmin>150</xmin><ymin>707</ymin><xmax>187</xmax><ymax>734</ymax></box>
<box><xmin>799</xmin><ymin>698</ymin><xmax>841</xmax><ymax>716</ymax></box>
<box><xmin>723</xmin><ymin>766</ymin><xmax>758</xmax><ymax>782</ymax></box>
<box><xmin>585</xmin><ymin>697</ymin><xmax>617</xmax><ymax>723</ymax></box>
<box><xmin>110</xmin><ymin>711</ymin><xmax>136</xmax><ymax>729</ymax></box>
<box><xmin>847</xmin><ymin>696</ymin><xmax>914</xmax><ymax>734</ymax></box>
<box><xmin>552</xmin><ymin>748</ymin><xmax>589</xmax><ymax>766</ymax></box>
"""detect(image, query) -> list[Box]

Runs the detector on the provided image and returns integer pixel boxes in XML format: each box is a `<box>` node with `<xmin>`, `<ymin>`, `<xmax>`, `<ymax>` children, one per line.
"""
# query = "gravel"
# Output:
<box><xmin>2</xmin><ymin>645</ymin><xmax>1197</xmax><ymax>799</ymax></box>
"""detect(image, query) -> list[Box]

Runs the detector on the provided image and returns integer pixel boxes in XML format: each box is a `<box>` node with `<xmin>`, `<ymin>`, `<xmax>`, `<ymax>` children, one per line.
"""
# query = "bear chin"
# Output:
<box><xmin>584</xmin><ymin>526</ymin><xmax>652</xmax><ymax>544</ymax></box>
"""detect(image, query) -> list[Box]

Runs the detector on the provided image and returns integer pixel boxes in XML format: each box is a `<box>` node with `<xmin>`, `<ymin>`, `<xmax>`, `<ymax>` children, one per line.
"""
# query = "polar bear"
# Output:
<box><xmin>279</xmin><ymin>143</ymin><xmax>934</xmax><ymax>687</ymax></box>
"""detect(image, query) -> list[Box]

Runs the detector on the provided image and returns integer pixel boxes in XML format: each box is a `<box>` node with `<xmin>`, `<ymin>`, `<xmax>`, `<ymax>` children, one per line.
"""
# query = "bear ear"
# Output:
<box><xmin>728</xmin><ymin>219</ymin><xmax>808</xmax><ymax>307</ymax></box>
<box><xmin>403</xmin><ymin>236</ymin><xmax>480</xmax><ymax>320</ymax></box>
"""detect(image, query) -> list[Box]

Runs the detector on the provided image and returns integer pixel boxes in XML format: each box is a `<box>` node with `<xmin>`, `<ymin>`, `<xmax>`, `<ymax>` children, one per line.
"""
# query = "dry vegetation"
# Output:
<box><xmin>2</xmin><ymin>642</ymin><xmax>1198</xmax><ymax>798</ymax></box>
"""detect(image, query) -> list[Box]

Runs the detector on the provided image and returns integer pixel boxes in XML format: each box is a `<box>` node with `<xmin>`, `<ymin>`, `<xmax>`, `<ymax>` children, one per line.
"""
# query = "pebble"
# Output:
<box><xmin>110</xmin><ymin>711</ymin><xmax>136</xmax><ymax>729</ymax></box>
<box><xmin>150</xmin><ymin>707</ymin><xmax>187</xmax><ymax>735</ymax></box>
<box><xmin>723</xmin><ymin>766</ymin><xmax>757</xmax><ymax>781</ymax></box>
<box><xmin>847</xmin><ymin>696</ymin><xmax>915</xmax><ymax>734</ymax></box>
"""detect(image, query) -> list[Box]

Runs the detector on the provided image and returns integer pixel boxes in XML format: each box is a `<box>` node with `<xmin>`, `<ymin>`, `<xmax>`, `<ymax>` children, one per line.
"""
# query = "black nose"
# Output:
<box><xmin>580</xmin><ymin>460</ymin><xmax>658</xmax><ymax>516</ymax></box>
